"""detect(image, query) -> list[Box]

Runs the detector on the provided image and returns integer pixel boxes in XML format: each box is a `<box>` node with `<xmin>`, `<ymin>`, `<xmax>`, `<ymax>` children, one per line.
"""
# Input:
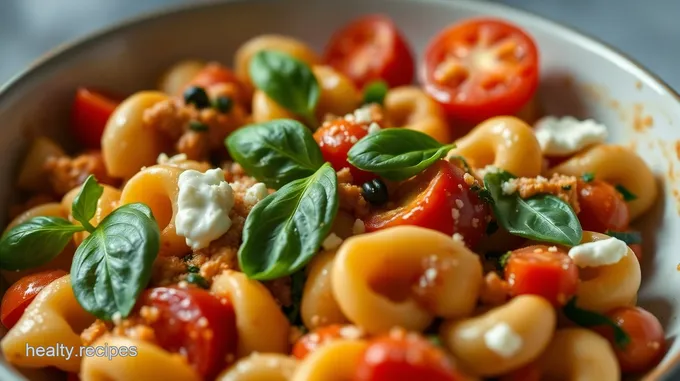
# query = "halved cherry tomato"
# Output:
<box><xmin>184</xmin><ymin>63</ymin><xmax>250</xmax><ymax>105</ymax></box>
<box><xmin>324</xmin><ymin>15</ymin><xmax>414</xmax><ymax>89</ymax></box>
<box><xmin>504</xmin><ymin>245</ymin><xmax>578</xmax><ymax>306</ymax></box>
<box><xmin>71</xmin><ymin>88</ymin><xmax>121</xmax><ymax>149</ymax></box>
<box><xmin>139</xmin><ymin>286</ymin><xmax>238</xmax><ymax>379</ymax></box>
<box><xmin>364</xmin><ymin>160</ymin><xmax>490</xmax><ymax>248</ymax></box>
<box><xmin>354</xmin><ymin>333</ymin><xmax>463</xmax><ymax>381</ymax></box>
<box><xmin>293</xmin><ymin>324</ymin><xmax>345</xmax><ymax>359</ymax></box>
<box><xmin>577</xmin><ymin>179</ymin><xmax>630</xmax><ymax>233</ymax></box>
<box><xmin>313</xmin><ymin>119</ymin><xmax>375</xmax><ymax>184</ymax></box>
<box><xmin>596</xmin><ymin>306</ymin><xmax>665</xmax><ymax>373</ymax></box>
<box><xmin>0</xmin><ymin>270</ymin><xmax>67</xmax><ymax>329</ymax></box>
<box><xmin>423</xmin><ymin>18</ymin><xmax>539</xmax><ymax>124</ymax></box>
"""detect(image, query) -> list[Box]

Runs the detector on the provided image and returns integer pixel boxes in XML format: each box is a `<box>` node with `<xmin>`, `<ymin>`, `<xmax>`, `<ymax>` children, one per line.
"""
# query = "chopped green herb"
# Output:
<box><xmin>362</xmin><ymin>80</ymin><xmax>389</xmax><ymax>106</ymax></box>
<box><xmin>615</xmin><ymin>184</ymin><xmax>637</xmax><ymax>201</ymax></box>
<box><xmin>448</xmin><ymin>155</ymin><xmax>472</xmax><ymax>173</ymax></box>
<box><xmin>182</xmin><ymin>254</ymin><xmax>194</xmax><ymax>262</ymax></box>
<box><xmin>563</xmin><ymin>297</ymin><xmax>630</xmax><ymax>348</ymax></box>
<box><xmin>486</xmin><ymin>220</ymin><xmax>499</xmax><ymax>235</ymax></box>
<box><xmin>189</xmin><ymin>120</ymin><xmax>208</xmax><ymax>132</ymax></box>
<box><xmin>561</xmin><ymin>185</ymin><xmax>572</xmax><ymax>191</ymax></box>
<box><xmin>470</xmin><ymin>184</ymin><xmax>494</xmax><ymax>205</ymax></box>
<box><xmin>581</xmin><ymin>172</ymin><xmax>595</xmax><ymax>182</ymax></box>
<box><xmin>185</xmin><ymin>273</ymin><xmax>209</xmax><ymax>289</ymax></box>
<box><xmin>187</xmin><ymin>265</ymin><xmax>200</xmax><ymax>273</ymax></box>
<box><xmin>605</xmin><ymin>230</ymin><xmax>642</xmax><ymax>245</ymax></box>
<box><xmin>283</xmin><ymin>270</ymin><xmax>306</xmax><ymax>324</ymax></box>
<box><xmin>498</xmin><ymin>251</ymin><xmax>512</xmax><ymax>270</ymax></box>
<box><xmin>213</xmin><ymin>96</ymin><xmax>233</xmax><ymax>113</ymax></box>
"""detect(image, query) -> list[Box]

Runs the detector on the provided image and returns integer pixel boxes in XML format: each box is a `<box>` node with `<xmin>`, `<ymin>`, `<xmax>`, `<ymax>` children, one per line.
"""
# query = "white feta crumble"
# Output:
<box><xmin>568</xmin><ymin>237</ymin><xmax>628</xmax><ymax>267</ymax></box>
<box><xmin>322</xmin><ymin>233</ymin><xmax>343</xmax><ymax>250</ymax></box>
<box><xmin>175</xmin><ymin>168</ymin><xmax>235</xmax><ymax>250</ymax></box>
<box><xmin>352</xmin><ymin>219</ymin><xmax>365</xmax><ymax>235</ymax></box>
<box><xmin>367</xmin><ymin>122</ymin><xmax>381</xmax><ymax>134</ymax></box>
<box><xmin>501</xmin><ymin>180</ymin><xmax>518</xmax><ymax>195</ymax></box>
<box><xmin>484</xmin><ymin>322</ymin><xmax>523</xmax><ymax>358</ymax></box>
<box><xmin>534</xmin><ymin>116</ymin><xmax>608</xmax><ymax>156</ymax></box>
<box><xmin>452</xmin><ymin>233</ymin><xmax>465</xmax><ymax>243</ymax></box>
<box><xmin>244</xmin><ymin>183</ymin><xmax>268</xmax><ymax>206</ymax></box>
<box><xmin>477</xmin><ymin>165</ymin><xmax>501</xmax><ymax>178</ymax></box>
<box><xmin>353</xmin><ymin>106</ymin><xmax>373</xmax><ymax>123</ymax></box>
<box><xmin>157</xmin><ymin>153</ymin><xmax>188</xmax><ymax>165</ymax></box>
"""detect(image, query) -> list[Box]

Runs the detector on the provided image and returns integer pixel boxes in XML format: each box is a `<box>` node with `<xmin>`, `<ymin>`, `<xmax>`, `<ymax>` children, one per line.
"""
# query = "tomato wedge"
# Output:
<box><xmin>504</xmin><ymin>245</ymin><xmax>578</xmax><ymax>306</ymax></box>
<box><xmin>71</xmin><ymin>88</ymin><xmax>121</xmax><ymax>149</ymax></box>
<box><xmin>364</xmin><ymin>160</ymin><xmax>490</xmax><ymax>248</ymax></box>
<box><xmin>324</xmin><ymin>15</ymin><xmax>414</xmax><ymax>89</ymax></box>
<box><xmin>313</xmin><ymin>119</ymin><xmax>375</xmax><ymax>184</ymax></box>
<box><xmin>423</xmin><ymin>18</ymin><xmax>539</xmax><ymax>124</ymax></box>
<box><xmin>139</xmin><ymin>287</ymin><xmax>238</xmax><ymax>379</ymax></box>
<box><xmin>577</xmin><ymin>179</ymin><xmax>629</xmax><ymax>233</ymax></box>
<box><xmin>0</xmin><ymin>270</ymin><xmax>67</xmax><ymax>329</ymax></box>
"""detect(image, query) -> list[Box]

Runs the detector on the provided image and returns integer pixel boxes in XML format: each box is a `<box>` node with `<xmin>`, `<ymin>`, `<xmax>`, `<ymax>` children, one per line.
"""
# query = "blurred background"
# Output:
<box><xmin>0</xmin><ymin>0</ymin><xmax>678</xmax><ymax>90</ymax></box>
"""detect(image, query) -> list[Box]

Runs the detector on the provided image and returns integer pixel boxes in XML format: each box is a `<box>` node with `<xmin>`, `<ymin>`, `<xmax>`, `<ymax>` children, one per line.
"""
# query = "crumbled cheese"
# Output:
<box><xmin>339</xmin><ymin>326</ymin><xmax>364</xmax><ymax>340</ymax></box>
<box><xmin>157</xmin><ymin>153</ymin><xmax>188</xmax><ymax>165</ymax></box>
<box><xmin>568</xmin><ymin>237</ymin><xmax>627</xmax><ymax>267</ymax></box>
<box><xmin>176</xmin><ymin>168</ymin><xmax>235</xmax><ymax>250</ymax></box>
<box><xmin>452</xmin><ymin>233</ymin><xmax>465</xmax><ymax>243</ymax></box>
<box><xmin>367</xmin><ymin>122</ymin><xmax>381</xmax><ymax>134</ymax></box>
<box><xmin>477</xmin><ymin>165</ymin><xmax>501</xmax><ymax>178</ymax></box>
<box><xmin>455</xmin><ymin>199</ymin><xmax>464</xmax><ymax>208</ymax></box>
<box><xmin>501</xmin><ymin>180</ymin><xmax>518</xmax><ymax>195</ymax></box>
<box><xmin>451</xmin><ymin>208</ymin><xmax>460</xmax><ymax>220</ymax></box>
<box><xmin>353</xmin><ymin>106</ymin><xmax>373</xmax><ymax>123</ymax></box>
<box><xmin>352</xmin><ymin>219</ymin><xmax>365</xmax><ymax>235</ymax></box>
<box><xmin>548</xmin><ymin>246</ymin><xmax>558</xmax><ymax>252</ymax></box>
<box><xmin>463</xmin><ymin>173</ymin><xmax>476</xmax><ymax>186</ymax></box>
<box><xmin>244</xmin><ymin>183</ymin><xmax>268</xmax><ymax>206</ymax></box>
<box><xmin>484</xmin><ymin>322</ymin><xmax>523</xmax><ymax>358</ymax></box>
<box><xmin>322</xmin><ymin>233</ymin><xmax>343</xmax><ymax>250</ymax></box>
<box><xmin>534</xmin><ymin>116</ymin><xmax>608</xmax><ymax>156</ymax></box>
<box><xmin>111</xmin><ymin>312</ymin><xmax>122</xmax><ymax>325</ymax></box>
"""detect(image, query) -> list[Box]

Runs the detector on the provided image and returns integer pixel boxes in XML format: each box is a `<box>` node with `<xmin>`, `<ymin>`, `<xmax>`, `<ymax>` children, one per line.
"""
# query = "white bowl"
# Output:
<box><xmin>1</xmin><ymin>0</ymin><xmax>679</xmax><ymax>379</ymax></box>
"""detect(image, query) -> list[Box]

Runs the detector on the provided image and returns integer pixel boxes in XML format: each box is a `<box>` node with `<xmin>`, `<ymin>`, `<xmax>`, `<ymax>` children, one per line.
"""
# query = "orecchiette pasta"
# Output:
<box><xmin>81</xmin><ymin>336</ymin><xmax>201</xmax><ymax>381</ymax></box>
<box><xmin>301</xmin><ymin>249</ymin><xmax>349</xmax><ymax>330</ymax></box>
<box><xmin>447</xmin><ymin>116</ymin><xmax>543</xmax><ymax>178</ymax></box>
<box><xmin>549</xmin><ymin>144</ymin><xmax>658</xmax><ymax>220</ymax></box>
<box><xmin>332</xmin><ymin>226</ymin><xmax>482</xmax><ymax>333</ymax></box>
<box><xmin>102</xmin><ymin>91</ymin><xmax>172</xmax><ymax>179</ymax></box>
<box><xmin>312</xmin><ymin>65</ymin><xmax>360</xmax><ymax>120</ymax></box>
<box><xmin>574</xmin><ymin>231</ymin><xmax>641</xmax><ymax>313</ymax></box>
<box><xmin>119</xmin><ymin>164</ymin><xmax>189</xmax><ymax>257</ymax></box>
<box><xmin>62</xmin><ymin>184</ymin><xmax>121</xmax><ymax>246</ymax></box>
<box><xmin>211</xmin><ymin>270</ymin><xmax>290</xmax><ymax>357</ymax></box>
<box><xmin>1</xmin><ymin>275</ymin><xmax>94</xmax><ymax>372</ymax></box>
<box><xmin>16</xmin><ymin>137</ymin><xmax>65</xmax><ymax>191</ymax></box>
<box><xmin>384</xmin><ymin>86</ymin><xmax>452</xmax><ymax>143</ymax></box>
<box><xmin>216</xmin><ymin>353</ymin><xmax>298</xmax><ymax>381</ymax></box>
<box><xmin>252</xmin><ymin>90</ymin><xmax>299</xmax><ymax>123</ymax></box>
<box><xmin>158</xmin><ymin>59</ymin><xmax>206</xmax><ymax>95</ymax></box>
<box><xmin>440</xmin><ymin>295</ymin><xmax>556</xmax><ymax>377</ymax></box>
<box><xmin>291</xmin><ymin>340</ymin><xmax>368</xmax><ymax>381</ymax></box>
<box><xmin>538</xmin><ymin>328</ymin><xmax>620</xmax><ymax>381</ymax></box>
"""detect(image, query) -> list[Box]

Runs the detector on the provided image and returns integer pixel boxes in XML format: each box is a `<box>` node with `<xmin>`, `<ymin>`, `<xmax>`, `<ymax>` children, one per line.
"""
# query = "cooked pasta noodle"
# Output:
<box><xmin>301</xmin><ymin>249</ymin><xmax>349</xmax><ymax>329</ymax></box>
<box><xmin>290</xmin><ymin>340</ymin><xmax>368</xmax><ymax>381</ymax></box>
<box><xmin>384</xmin><ymin>86</ymin><xmax>452</xmax><ymax>143</ymax></box>
<box><xmin>62</xmin><ymin>184</ymin><xmax>121</xmax><ymax>246</ymax></box>
<box><xmin>158</xmin><ymin>60</ymin><xmax>206</xmax><ymax>95</ymax></box>
<box><xmin>216</xmin><ymin>353</ymin><xmax>298</xmax><ymax>381</ymax></box>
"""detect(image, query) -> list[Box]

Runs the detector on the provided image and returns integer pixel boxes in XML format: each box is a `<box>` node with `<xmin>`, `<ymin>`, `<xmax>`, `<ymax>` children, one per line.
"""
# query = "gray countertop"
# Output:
<box><xmin>1</xmin><ymin>0</ymin><xmax>678</xmax><ymax>91</ymax></box>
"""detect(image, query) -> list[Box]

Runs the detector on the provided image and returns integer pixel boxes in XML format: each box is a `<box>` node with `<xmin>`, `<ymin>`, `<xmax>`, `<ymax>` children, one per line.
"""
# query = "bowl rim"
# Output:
<box><xmin>0</xmin><ymin>0</ymin><xmax>678</xmax><ymax>380</ymax></box>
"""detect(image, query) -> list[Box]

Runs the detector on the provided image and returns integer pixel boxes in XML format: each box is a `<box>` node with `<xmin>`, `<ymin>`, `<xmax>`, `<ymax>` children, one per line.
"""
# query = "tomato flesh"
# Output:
<box><xmin>596</xmin><ymin>306</ymin><xmax>665</xmax><ymax>373</ymax></box>
<box><xmin>71</xmin><ymin>88</ymin><xmax>121</xmax><ymax>149</ymax></box>
<box><xmin>364</xmin><ymin>160</ymin><xmax>490</xmax><ymax>248</ymax></box>
<box><xmin>578</xmin><ymin>180</ymin><xmax>630</xmax><ymax>233</ymax></box>
<box><xmin>423</xmin><ymin>18</ymin><xmax>539</xmax><ymax>124</ymax></box>
<box><xmin>504</xmin><ymin>245</ymin><xmax>578</xmax><ymax>306</ymax></box>
<box><xmin>354</xmin><ymin>334</ymin><xmax>462</xmax><ymax>381</ymax></box>
<box><xmin>140</xmin><ymin>286</ymin><xmax>238</xmax><ymax>378</ymax></box>
<box><xmin>314</xmin><ymin>119</ymin><xmax>375</xmax><ymax>184</ymax></box>
<box><xmin>293</xmin><ymin>324</ymin><xmax>346</xmax><ymax>359</ymax></box>
<box><xmin>0</xmin><ymin>270</ymin><xmax>67</xmax><ymax>329</ymax></box>
<box><xmin>324</xmin><ymin>15</ymin><xmax>414</xmax><ymax>89</ymax></box>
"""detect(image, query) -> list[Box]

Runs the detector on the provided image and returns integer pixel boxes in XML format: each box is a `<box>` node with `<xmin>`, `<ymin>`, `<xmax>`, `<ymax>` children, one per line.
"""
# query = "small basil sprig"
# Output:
<box><xmin>282</xmin><ymin>270</ymin><xmax>306</xmax><ymax>324</ymax></box>
<box><xmin>226</xmin><ymin>119</ymin><xmax>325</xmax><ymax>189</ymax></box>
<box><xmin>239</xmin><ymin>163</ymin><xmax>338</xmax><ymax>280</ymax></box>
<box><xmin>484</xmin><ymin>170</ymin><xmax>582</xmax><ymax>246</ymax></box>
<box><xmin>347</xmin><ymin>129</ymin><xmax>455</xmax><ymax>181</ymax></box>
<box><xmin>363</xmin><ymin>80</ymin><xmax>389</xmax><ymax>105</ymax></box>
<box><xmin>563</xmin><ymin>297</ymin><xmax>631</xmax><ymax>348</ymax></box>
<box><xmin>249</xmin><ymin>50</ymin><xmax>320</xmax><ymax>126</ymax></box>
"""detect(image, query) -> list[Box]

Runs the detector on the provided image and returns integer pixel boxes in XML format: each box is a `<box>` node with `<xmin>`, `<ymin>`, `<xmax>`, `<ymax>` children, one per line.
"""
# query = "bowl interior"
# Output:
<box><xmin>1</xmin><ymin>0</ymin><xmax>679</xmax><ymax>379</ymax></box>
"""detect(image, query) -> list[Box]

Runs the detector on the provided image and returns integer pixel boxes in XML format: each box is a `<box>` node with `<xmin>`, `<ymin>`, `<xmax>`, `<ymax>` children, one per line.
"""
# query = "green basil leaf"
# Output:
<box><xmin>282</xmin><ymin>270</ymin><xmax>306</xmax><ymax>324</ymax></box>
<box><xmin>347</xmin><ymin>129</ymin><xmax>455</xmax><ymax>181</ymax></box>
<box><xmin>185</xmin><ymin>273</ymin><xmax>209</xmax><ymax>289</ymax></box>
<box><xmin>615</xmin><ymin>184</ymin><xmax>638</xmax><ymax>201</ymax></box>
<box><xmin>249</xmin><ymin>50</ymin><xmax>320</xmax><ymax>125</ymax></box>
<box><xmin>362</xmin><ymin>80</ymin><xmax>389</xmax><ymax>105</ymax></box>
<box><xmin>605</xmin><ymin>230</ymin><xmax>642</xmax><ymax>245</ymax></box>
<box><xmin>226</xmin><ymin>119</ymin><xmax>325</xmax><ymax>189</ymax></box>
<box><xmin>71</xmin><ymin>203</ymin><xmax>160</xmax><ymax>320</ymax></box>
<box><xmin>484</xmin><ymin>170</ymin><xmax>583</xmax><ymax>246</ymax></box>
<box><xmin>0</xmin><ymin>217</ymin><xmax>84</xmax><ymax>270</ymax></box>
<box><xmin>239</xmin><ymin>163</ymin><xmax>338</xmax><ymax>280</ymax></box>
<box><xmin>581</xmin><ymin>172</ymin><xmax>595</xmax><ymax>182</ymax></box>
<box><xmin>563</xmin><ymin>297</ymin><xmax>631</xmax><ymax>348</ymax></box>
<box><xmin>71</xmin><ymin>175</ymin><xmax>104</xmax><ymax>232</ymax></box>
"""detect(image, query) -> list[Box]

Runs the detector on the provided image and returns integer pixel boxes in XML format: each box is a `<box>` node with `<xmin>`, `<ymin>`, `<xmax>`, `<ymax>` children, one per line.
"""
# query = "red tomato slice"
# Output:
<box><xmin>139</xmin><ymin>286</ymin><xmax>238</xmax><ymax>378</ymax></box>
<box><xmin>0</xmin><ymin>270</ymin><xmax>66</xmax><ymax>329</ymax></box>
<box><xmin>324</xmin><ymin>15</ymin><xmax>414</xmax><ymax>89</ymax></box>
<box><xmin>578</xmin><ymin>180</ymin><xmax>630</xmax><ymax>233</ymax></box>
<box><xmin>504</xmin><ymin>245</ymin><xmax>578</xmax><ymax>306</ymax></box>
<box><xmin>596</xmin><ymin>306</ymin><xmax>665</xmax><ymax>373</ymax></box>
<box><xmin>71</xmin><ymin>88</ymin><xmax>121</xmax><ymax>149</ymax></box>
<box><xmin>292</xmin><ymin>324</ymin><xmax>346</xmax><ymax>359</ymax></box>
<box><xmin>354</xmin><ymin>334</ymin><xmax>463</xmax><ymax>381</ymax></box>
<box><xmin>364</xmin><ymin>160</ymin><xmax>490</xmax><ymax>248</ymax></box>
<box><xmin>313</xmin><ymin>118</ymin><xmax>375</xmax><ymax>184</ymax></box>
<box><xmin>423</xmin><ymin>18</ymin><xmax>539</xmax><ymax>124</ymax></box>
